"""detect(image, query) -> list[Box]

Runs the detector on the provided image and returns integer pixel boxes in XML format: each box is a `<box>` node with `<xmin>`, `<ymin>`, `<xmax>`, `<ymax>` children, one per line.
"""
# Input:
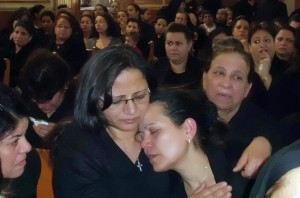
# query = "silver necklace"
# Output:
<box><xmin>136</xmin><ymin>149</ymin><xmax>143</xmax><ymax>172</ymax></box>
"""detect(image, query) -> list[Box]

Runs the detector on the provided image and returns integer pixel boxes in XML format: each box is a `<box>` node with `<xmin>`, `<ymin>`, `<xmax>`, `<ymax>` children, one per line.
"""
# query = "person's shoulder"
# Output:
<box><xmin>241</xmin><ymin>100</ymin><xmax>274</xmax><ymax>119</ymax></box>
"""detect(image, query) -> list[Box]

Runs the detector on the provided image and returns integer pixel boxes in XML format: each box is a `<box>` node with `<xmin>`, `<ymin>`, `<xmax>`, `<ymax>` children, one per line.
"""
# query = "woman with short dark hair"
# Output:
<box><xmin>53</xmin><ymin>45</ymin><xmax>174</xmax><ymax>197</ymax></box>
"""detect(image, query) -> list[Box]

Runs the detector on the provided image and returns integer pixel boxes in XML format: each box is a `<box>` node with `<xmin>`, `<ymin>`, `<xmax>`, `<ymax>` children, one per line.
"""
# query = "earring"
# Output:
<box><xmin>188</xmin><ymin>139</ymin><xmax>191</xmax><ymax>144</ymax></box>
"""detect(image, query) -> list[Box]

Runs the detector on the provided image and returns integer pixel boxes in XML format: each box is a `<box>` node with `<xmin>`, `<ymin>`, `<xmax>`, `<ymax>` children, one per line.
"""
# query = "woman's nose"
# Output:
<box><xmin>20</xmin><ymin>138</ymin><xmax>32</xmax><ymax>154</ymax></box>
<box><xmin>141</xmin><ymin>135</ymin><xmax>152</xmax><ymax>149</ymax></box>
<box><xmin>123</xmin><ymin>99</ymin><xmax>136</xmax><ymax>115</ymax></box>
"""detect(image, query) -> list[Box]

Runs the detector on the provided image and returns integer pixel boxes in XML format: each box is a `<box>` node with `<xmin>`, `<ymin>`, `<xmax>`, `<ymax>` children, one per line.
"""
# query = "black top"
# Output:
<box><xmin>169</xmin><ymin>143</ymin><xmax>250</xmax><ymax>198</ymax></box>
<box><xmin>2</xmin><ymin>40</ymin><xmax>37</xmax><ymax>88</ymax></box>
<box><xmin>185</xmin><ymin>0</ymin><xmax>198</xmax><ymax>13</ymax></box>
<box><xmin>151</xmin><ymin>56</ymin><xmax>204</xmax><ymax>89</ymax></box>
<box><xmin>46</xmin><ymin>35</ymin><xmax>87</xmax><ymax>76</ymax></box>
<box><xmin>253</xmin><ymin>0</ymin><xmax>288</xmax><ymax>23</ymax></box>
<box><xmin>266</xmin><ymin>69</ymin><xmax>300</xmax><ymax>120</ymax></box>
<box><xmin>226</xmin><ymin>100</ymin><xmax>281</xmax><ymax>155</ymax></box>
<box><xmin>153</xmin><ymin>34</ymin><xmax>166</xmax><ymax>59</ymax></box>
<box><xmin>233</xmin><ymin>0</ymin><xmax>257</xmax><ymax>22</ymax></box>
<box><xmin>138</xmin><ymin>21</ymin><xmax>156</xmax><ymax>59</ymax></box>
<box><xmin>22</xmin><ymin>89</ymin><xmax>75</xmax><ymax>148</ymax></box>
<box><xmin>53</xmin><ymin>121</ymin><xmax>172</xmax><ymax>198</ymax></box>
<box><xmin>219</xmin><ymin>100</ymin><xmax>280</xmax><ymax>196</ymax></box>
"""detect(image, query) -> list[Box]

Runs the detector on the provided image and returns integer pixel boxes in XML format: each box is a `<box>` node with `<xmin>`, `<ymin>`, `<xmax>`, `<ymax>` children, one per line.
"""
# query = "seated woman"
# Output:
<box><xmin>231</xmin><ymin>16</ymin><xmax>250</xmax><ymax>52</ymax></box>
<box><xmin>53</xmin><ymin>45</ymin><xmax>173</xmax><ymax>197</ymax></box>
<box><xmin>273</xmin><ymin>26</ymin><xmax>295</xmax><ymax>68</ymax></box>
<box><xmin>46</xmin><ymin>12</ymin><xmax>86</xmax><ymax>77</ymax></box>
<box><xmin>265</xmin><ymin>26</ymin><xmax>298</xmax><ymax>119</ymax></box>
<box><xmin>2</xmin><ymin>20</ymin><xmax>37</xmax><ymax>88</ymax></box>
<box><xmin>151</xmin><ymin>22</ymin><xmax>204</xmax><ymax>89</ymax></box>
<box><xmin>139</xmin><ymin>89</ymin><xmax>233</xmax><ymax>197</ymax></box>
<box><xmin>202</xmin><ymin>42</ymin><xmax>278</xmax><ymax>196</ymax></box>
<box><xmin>116</xmin><ymin>10</ymin><xmax>129</xmax><ymax>37</ymax></box>
<box><xmin>86</xmin><ymin>13</ymin><xmax>122</xmax><ymax>51</ymax></box>
<box><xmin>248</xmin><ymin>22</ymin><xmax>279</xmax><ymax>91</ymax></box>
<box><xmin>17</xmin><ymin>48</ymin><xmax>74</xmax><ymax>148</ymax></box>
<box><xmin>0</xmin><ymin>82</ymin><xmax>32</xmax><ymax>196</ymax></box>
<box><xmin>79</xmin><ymin>14</ymin><xmax>97</xmax><ymax>46</ymax></box>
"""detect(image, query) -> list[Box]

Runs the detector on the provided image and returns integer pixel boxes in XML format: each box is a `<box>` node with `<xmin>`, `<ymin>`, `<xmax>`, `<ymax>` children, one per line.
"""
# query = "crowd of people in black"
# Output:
<box><xmin>1</xmin><ymin>0</ymin><xmax>300</xmax><ymax>197</ymax></box>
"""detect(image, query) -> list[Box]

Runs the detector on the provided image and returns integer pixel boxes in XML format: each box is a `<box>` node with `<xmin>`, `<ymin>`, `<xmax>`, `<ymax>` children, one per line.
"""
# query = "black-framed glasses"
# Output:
<box><xmin>110</xmin><ymin>88</ymin><xmax>151</xmax><ymax>109</ymax></box>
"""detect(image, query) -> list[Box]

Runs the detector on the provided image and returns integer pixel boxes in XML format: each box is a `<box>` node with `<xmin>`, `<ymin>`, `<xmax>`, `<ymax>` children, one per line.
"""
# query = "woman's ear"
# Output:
<box><xmin>183</xmin><ymin>118</ymin><xmax>197</xmax><ymax>141</ymax></box>
<box><xmin>202</xmin><ymin>72</ymin><xmax>207</xmax><ymax>90</ymax></box>
<box><xmin>63</xmin><ymin>82</ymin><xmax>69</xmax><ymax>93</ymax></box>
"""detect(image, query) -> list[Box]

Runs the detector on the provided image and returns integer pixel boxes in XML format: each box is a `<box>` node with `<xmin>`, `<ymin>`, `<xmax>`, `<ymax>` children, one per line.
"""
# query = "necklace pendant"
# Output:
<box><xmin>137</xmin><ymin>159</ymin><xmax>143</xmax><ymax>172</ymax></box>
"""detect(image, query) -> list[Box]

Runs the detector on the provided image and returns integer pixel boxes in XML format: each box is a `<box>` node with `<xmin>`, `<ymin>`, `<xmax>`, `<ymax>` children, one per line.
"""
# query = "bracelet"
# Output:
<box><xmin>262</xmin><ymin>74</ymin><xmax>271</xmax><ymax>82</ymax></box>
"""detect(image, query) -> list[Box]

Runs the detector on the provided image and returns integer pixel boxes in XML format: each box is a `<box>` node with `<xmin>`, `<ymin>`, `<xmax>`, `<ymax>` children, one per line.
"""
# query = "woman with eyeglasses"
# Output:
<box><xmin>79</xmin><ymin>14</ymin><xmax>97</xmax><ymax>45</ymax></box>
<box><xmin>46</xmin><ymin>11</ymin><xmax>86</xmax><ymax>77</ymax></box>
<box><xmin>53</xmin><ymin>45</ymin><xmax>175</xmax><ymax>197</ymax></box>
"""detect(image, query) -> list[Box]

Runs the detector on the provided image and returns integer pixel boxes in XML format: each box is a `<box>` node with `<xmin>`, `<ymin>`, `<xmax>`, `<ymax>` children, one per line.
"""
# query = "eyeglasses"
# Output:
<box><xmin>109</xmin><ymin>88</ymin><xmax>151</xmax><ymax>109</ymax></box>
<box><xmin>56</xmin><ymin>24</ymin><xmax>71</xmax><ymax>30</ymax></box>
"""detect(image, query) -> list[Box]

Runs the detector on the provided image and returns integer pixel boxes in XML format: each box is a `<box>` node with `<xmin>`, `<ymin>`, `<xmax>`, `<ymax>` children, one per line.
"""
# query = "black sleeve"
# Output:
<box><xmin>53</xmin><ymin>123</ymin><xmax>111</xmax><ymax>198</ymax></box>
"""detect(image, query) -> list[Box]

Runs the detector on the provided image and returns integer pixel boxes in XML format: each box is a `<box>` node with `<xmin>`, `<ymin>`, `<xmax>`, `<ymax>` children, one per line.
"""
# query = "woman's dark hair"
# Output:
<box><xmin>209</xmin><ymin>27</ymin><xmax>229</xmax><ymax>45</ymax></box>
<box><xmin>10</xmin><ymin>7</ymin><xmax>34</xmax><ymax>27</ymax></box>
<box><xmin>276</xmin><ymin>25</ymin><xmax>296</xmax><ymax>39</ymax></box>
<box><xmin>231</xmin><ymin>15</ymin><xmax>250</xmax><ymax>32</ymax></box>
<box><xmin>127</xmin><ymin>17</ymin><xmax>140</xmax><ymax>28</ymax></box>
<box><xmin>166</xmin><ymin>22</ymin><xmax>193</xmax><ymax>42</ymax></box>
<box><xmin>149</xmin><ymin>88</ymin><xmax>229</xmax><ymax>149</ymax></box>
<box><xmin>289</xmin><ymin>13</ymin><xmax>300</xmax><ymax>24</ymax></box>
<box><xmin>205</xmin><ymin>37</ymin><xmax>255</xmax><ymax>83</ymax></box>
<box><xmin>54</xmin><ymin>14</ymin><xmax>76</xmax><ymax>31</ymax></box>
<box><xmin>249</xmin><ymin>22</ymin><xmax>277</xmax><ymax>43</ymax></box>
<box><xmin>140</xmin><ymin>8</ymin><xmax>149</xmax><ymax>16</ymax></box>
<box><xmin>154</xmin><ymin>15</ymin><xmax>168</xmax><ymax>24</ymax></box>
<box><xmin>18</xmin><ymin>48</ymin><xmax>70</xmax><ymax>102</ymax></box>
<box><xmin>128</xmin><ymin>3</ymin><xmax>141</xmax><ymax>16</ymax></box>
<box><xmin>40</xmin><ymin>10</ymin><xmax>55</xmax><ymax>22</ymax></box>
<box><xmin>95</xmin><ymin>12</ymin><xmax>121</xmax><ymax>37</ymax></box>
<box><xmin>0</xmin><ymin>83</ymin><xmax>28</xmax><ymax>140</ymax></box>
<box><xmin>56</xmin><ymin>8</ymin><xmax>80</xmax><ymax>31</ymax></box>
<box><xmin>29</xmin><ymin>4</ymin><xmax>45</xmax><ymax>17</ymax></box>
<box><xmin>94</xmin><ymin>4</ymin><xmax>109</xmax><ymax>14</ymax></box>
<box><xmin>14</xmin><ymin>20</ymin><xmax>35</xmax><ymax>36</ymax></box>
<box><xmin>150</xmin><ymin>88</ymin><xmax>206</xmax><ymax>147</ymax></box>
<box><xmin>80</xmin><ymin>13</ymin><xmax>98</xmax><ymax>38</ymax></box>
<box><xmin>75</xmin><ymin>45</ymin><xmax>156</xmax><ymax>132</ymax></box>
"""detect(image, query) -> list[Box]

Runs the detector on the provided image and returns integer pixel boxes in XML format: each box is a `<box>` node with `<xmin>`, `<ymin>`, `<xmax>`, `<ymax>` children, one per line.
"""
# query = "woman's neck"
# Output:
<box><xmin>96</xmin><ymin>34</ymin><xmax>112</xmax><ymax>49</ymax></box>
<box><xmin>174</xmin><ymin>147</ymin><xmax>215</xmax><ymax>195</ymax></box>
<box><xmin>106</xmin><ymin>126</ymin><xmax>141</xmax><ymax>163</ymax></box>
<box><xmin>83</xmin><ymin>30</ymin><xmax>91</xmax><ymax>38</ymax></box>
<box><xmin>170</xmin><ymin>58</ymin><xmax>188</xmax><ymax>74</ymax></box>
<box><xmin>56</xmin><ymin>37</ymin><xmax>67</xmax><ymax>44</ymax></box>
<box><xmin>276</xmin><ymin>53</ymin><xmax>292</xmax><ymax>61</ymax></box>
<box><xmin>15</xmin><ymin>45</ymin><xmax>22</xmax><ymax>53</ymax></box>
<box><xmin>217</xmin><ymin>105</ymin><xmax>241</xmax><ymax>124</ymax></box>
